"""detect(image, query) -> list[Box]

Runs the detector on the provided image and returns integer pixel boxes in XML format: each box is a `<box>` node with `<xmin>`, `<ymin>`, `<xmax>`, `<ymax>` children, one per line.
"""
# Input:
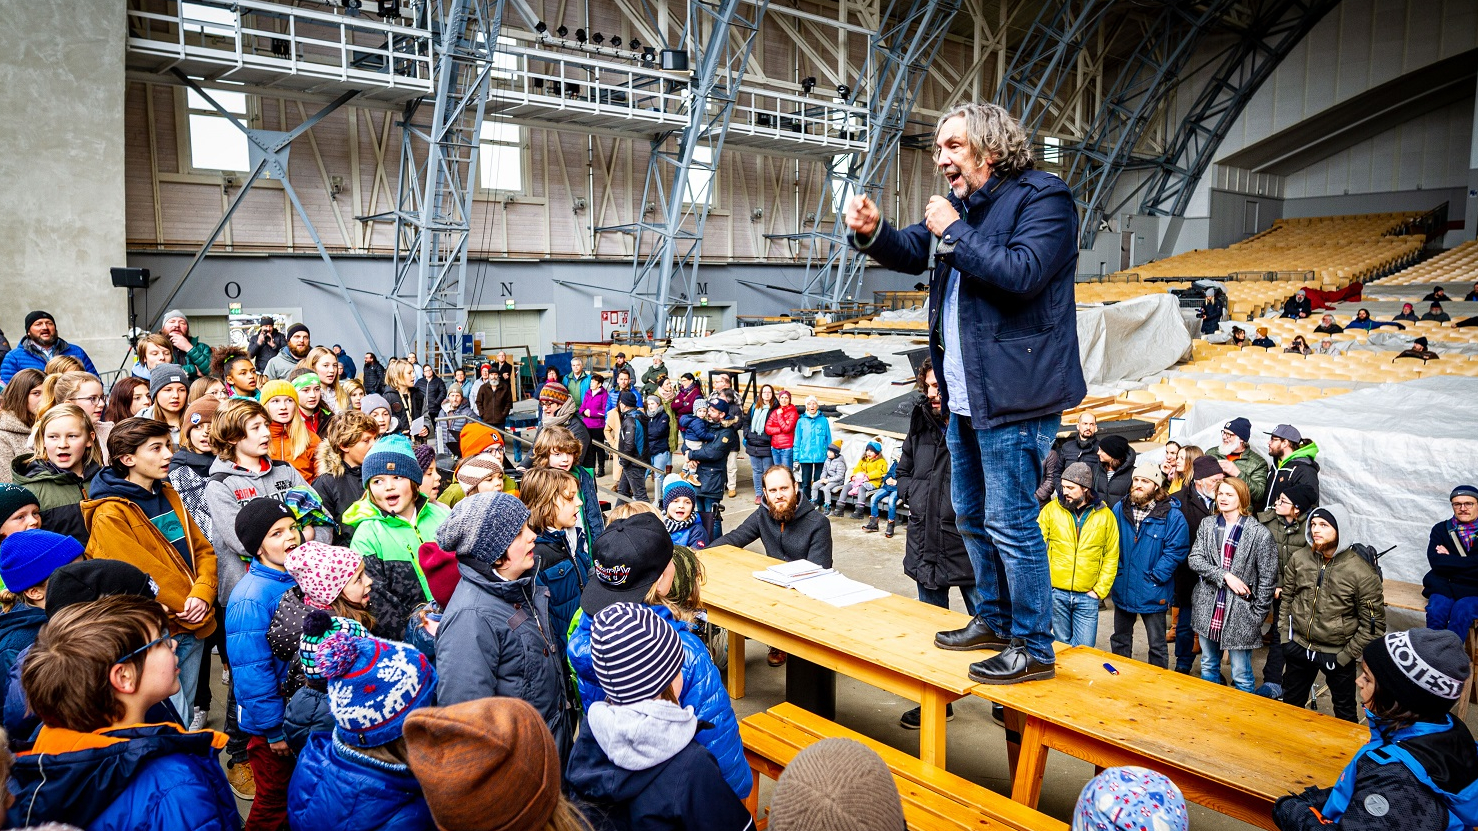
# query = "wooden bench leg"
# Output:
<box><xmin>728</xmin><ymin>630</ymin><xmax>746</xmax><ymax>700</ymax></box>
<box><xmin>744</xmin><ymin>770</ymin><xmax>761</xmax><ymax>821</ymax></box>
<box><xmin>918</xmin><ymin>689</ymin><xmax>947</xmax><ymax>768</ymax></box>
<box><xmin>1009</xmin><ymin>717</ymin><xmax>1049</xmax><ymax>809</ymax></box>
<box><xmin>1002</xmin><ymin>707</ymin><xmax>1026</xmax><ymax>781</ymax></box>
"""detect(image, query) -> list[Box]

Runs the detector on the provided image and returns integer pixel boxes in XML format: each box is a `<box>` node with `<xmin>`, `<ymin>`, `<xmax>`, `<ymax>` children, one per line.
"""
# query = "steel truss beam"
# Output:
<box><xmin>1135</xmin><ymin>0</ymin><xmax>1342</xmax><ymax>223</ymax></box>
<box><xmin>149</xmin><ymin>72</ymin><xmax>384</xmax><ymax>355</ymax></box>
<box><xmin>1066</xmin><ymin>0</ymin><xmax>1239</xmax><ymax>249</ymax></box>
<box><xmin>390</xmin><ymin>0</ymin><xmax>506</xmax><ymax>372</ymax></box>
<box><xmin>787</xmin><ymin>0</ymin><xmax>962</xmax><ymax>311</ymax></box>
<box><xmin>622</xmin><ymin>0</ymin><xmax>771</xmax><ymax>341</ymax></box>
<box><xmin>996</xmin><ymin>0</ymin><xmax>1112</xmax><ymax>136</ymax></box>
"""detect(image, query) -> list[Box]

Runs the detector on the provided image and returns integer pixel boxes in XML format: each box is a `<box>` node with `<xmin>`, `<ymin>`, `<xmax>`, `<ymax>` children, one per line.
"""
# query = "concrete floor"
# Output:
<box><xmin>194</xmin><ymin>458</ymin><xmax>1451</xmax><ymax>827</ymax></box>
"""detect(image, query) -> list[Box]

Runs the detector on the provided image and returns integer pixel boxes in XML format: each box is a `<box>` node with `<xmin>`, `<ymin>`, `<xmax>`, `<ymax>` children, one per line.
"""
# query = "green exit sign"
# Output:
<box><xmin>229</xmin><ymin>303</ymin><xmax>242</xmax><ymax>315</ymax></box>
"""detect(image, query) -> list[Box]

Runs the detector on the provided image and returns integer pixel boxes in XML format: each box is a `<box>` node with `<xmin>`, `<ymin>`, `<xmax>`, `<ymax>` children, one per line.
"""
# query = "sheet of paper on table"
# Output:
<box><xmin>751</xmin><ymin>561</ymin><xmax>888</xmax><ymax>606</ymax></box>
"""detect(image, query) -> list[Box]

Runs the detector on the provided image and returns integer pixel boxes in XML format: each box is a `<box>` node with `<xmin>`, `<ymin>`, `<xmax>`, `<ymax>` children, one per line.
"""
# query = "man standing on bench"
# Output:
<box><xmin>846</xmin><ymin>102</ymin><xmax>1085</xmax><ymax>684</ymax></box>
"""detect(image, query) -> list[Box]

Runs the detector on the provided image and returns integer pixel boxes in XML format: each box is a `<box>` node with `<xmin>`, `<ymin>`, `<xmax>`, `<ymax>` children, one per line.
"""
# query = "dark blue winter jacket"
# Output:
<box><xmin>4</xmin><ymin>644</ymin><xmax>182</xmax><ymax>751</ymax></box>
<box><xmin>1110</xmin><ymin>497</ymin><xmax>1190</xmax><ymax>614</ymax></box>
<box><xmin>7</xmin><ymin>723</ymin><xmax>239</xmax><ymax>830</ymax></box>
<box><xmin>566</xmin><ymin>604</ymin><xmax>750</xmax><ymax>797</ymax></box>
<box><xmin>533</xmin><ymin>530</ymin><xmax>588</xmax><ymax>656</ymax></box>
<box><xmin>0</xmin><ymin>337</ymin><xmax>98</xmax><ymax>384</ymax></box>
<box><xmin>284</xmin><ymin>684</ymin><xmax>334</xmax><ymax>753</ymax></box>
<box><xmin>0</xmin><ymin>605</ymin><xmax>46</xmax><ymax>684</ymax></box>
<box><xmin>225</xmin><ymin>560</ymin><xmax>297</xmax><ymax>741</ymax></box>
<box><xmin>669</xmin><ymin>521</ymin><xmax>708</xmax><ymax>549</ymax></box>
<box><xmin>854</xmin><ymin>169</ymin><xmax>1086</xmax><ymax>428</ymax></box>
<box><xmin>287</xmin><ymin>731</ymin><xmax>434</xmax><ymax>831</ymax></box>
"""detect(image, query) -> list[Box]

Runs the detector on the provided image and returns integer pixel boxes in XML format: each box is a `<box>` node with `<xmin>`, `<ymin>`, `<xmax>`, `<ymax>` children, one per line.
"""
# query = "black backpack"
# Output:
<box><xmin>1350</xmin><ymin>543</ymin><xmax>1395</xmax><ymax>578</ymax></box>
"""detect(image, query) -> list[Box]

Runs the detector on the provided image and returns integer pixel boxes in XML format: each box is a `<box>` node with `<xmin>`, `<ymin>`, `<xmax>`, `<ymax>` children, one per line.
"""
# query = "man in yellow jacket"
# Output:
<box><xmin>1038</xmin><ymin>462</ymin><xmax>1119</xmax><ymax>647</ymax></box>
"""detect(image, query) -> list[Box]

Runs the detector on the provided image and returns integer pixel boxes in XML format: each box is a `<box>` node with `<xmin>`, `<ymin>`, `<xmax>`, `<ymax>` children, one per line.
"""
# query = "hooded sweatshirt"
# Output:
<box><xmin>202</xmin><ymin>455</ymin><xmax>309</xmax><ymax>603</ymax></box>
<box><xmin>1265</xmin><ymin>441</ymin><xmax>1320</xmax><ymax>511</ymax></box>
<box><xmin>168</xmin><ymin>446</ymin><xmax>218</xmax><ymax>541</ymax></box>
<box><xmin>565</xmin><ymin>699</ymin><xmax>754</xmax><ymax>831</ymax></box>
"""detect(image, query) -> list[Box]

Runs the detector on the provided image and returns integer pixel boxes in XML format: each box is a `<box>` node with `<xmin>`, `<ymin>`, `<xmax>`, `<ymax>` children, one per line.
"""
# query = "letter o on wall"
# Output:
<box><xmin>224</xmin><ymin>281</ymin><xmax>241</xmax><ymax>299</ymax></box>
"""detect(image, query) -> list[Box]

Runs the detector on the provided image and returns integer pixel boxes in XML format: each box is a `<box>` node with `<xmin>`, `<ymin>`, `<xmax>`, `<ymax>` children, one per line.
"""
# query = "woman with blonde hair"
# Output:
<box><xmin>1171</xmin><ymin>444</ymin><xmax>1204</xmax><ymax>495</ymax></box>
<box><xmin>300</xmin><ymin>345</ymin><xmax>347</xmax><ymax>413</ymax></box>
<box><xmin>42</xmin><ymin>355</ymin><xmax>85</xmax><ymax>376</ymax></box>
<box><xmin>36</xmin><ymin>371</ymin><xmax>111</xmax><ymax>460</ymax></box>
<box><xmin>382</xmin><ymin>360</ymin><xmax>415</xmax><ymax>436</ymax></box>
<box><xmin>260</xmin><ymin>379</ymin><xmax>320</xmax><ymax>482</ymax></box>
<box><xmin>11</xmin><ymin>403</ymin><xmax>102</xmax><ymax>542</ymax></box>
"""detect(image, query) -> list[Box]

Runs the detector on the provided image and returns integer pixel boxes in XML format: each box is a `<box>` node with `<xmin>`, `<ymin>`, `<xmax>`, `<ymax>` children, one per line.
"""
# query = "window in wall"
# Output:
<box><xmin>479</xmin><ymin>121</ymin><xmax>524</xmax><ymax>194</ymax></box>
<box><xmin>683</xmin><ymin>146</ymin><xmax>715</xmax><ymax>207</ymax></box>
<box><xmin>186</xmin><ymin>87</ymin><xmax>252</xmax><ymax>172</ymax></box>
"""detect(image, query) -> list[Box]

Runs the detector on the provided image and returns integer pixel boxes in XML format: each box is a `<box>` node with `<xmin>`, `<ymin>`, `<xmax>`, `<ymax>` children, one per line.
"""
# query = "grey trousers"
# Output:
<box><xmin>811</xmin><ymin>480</ymin><xmax>843</xmax><ymax>507</ymax></box>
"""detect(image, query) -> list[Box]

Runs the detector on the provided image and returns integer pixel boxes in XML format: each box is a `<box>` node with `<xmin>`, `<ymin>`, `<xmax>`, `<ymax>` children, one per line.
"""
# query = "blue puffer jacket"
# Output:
<box><xmin>225</xmin><ymin>561</ymin><xmax>297</xmax><ymax>740</ymax></box>
<box><xmin>284</xmin><ymin>685</ymin><xmax>333</xmax><ymax>753</ymax></box>
<box><xmin>669</xmin><ymin>521</ymin><xmax>708</xmax><ymax>550</ymax></box>
<box><xmin>566</xmin><ymin>605</ymin><xmax>749</xmax><ymax>798</ymax></box>
<box><xmin>0</xmin><ymin>337</ymin><xmax>98</xmax><ymax>384</ymax></box>
<box><xmin>0</xmin><ymin>605</ymin><xmax>46</xmax><ymax>684</ymax></box>
<box><xmin>1110</xmin><ymin>497</ymin><xmax>1191</xmax><ymax>614</ymax></box>
<box><xmin>793</xmin><ymin>409</ymin><xmax>833</xmax><ymax>464</ymax></box>
<box><xmin>856</xmin><ymin>169</ymin><xmax>1086</xmax><ymax>428</ymax></box>
<box><xmin>533</xmin><ymin>530</ymin><xmax>588</xmax><ymax>658</ymax></box>
<box><xmin>287</xmin><ymin>731</ymin><xmax>434</xmax><ymax>831</ymax></box>
<box><xmin>7</xmin><ymin>724</ymin><xmax>239</xmax><ymax>830</ymax></box>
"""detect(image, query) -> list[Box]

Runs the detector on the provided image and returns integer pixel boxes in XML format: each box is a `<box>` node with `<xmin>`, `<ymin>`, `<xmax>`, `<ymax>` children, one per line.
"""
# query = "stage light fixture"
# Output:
<box><xmin>591</xmin><ymin>32</ymin><xmax>604</xmax><ymax>45</ymax></box>
<box><xmin>837</xmin><ymin>84</ymin><xmax>851</xmax><ymax>98</ymax></box>
<box><xmin>575</xmin><ymin>28</ymin><xmax>586</xmax><ymax>43</ymax></box>
<box><xmin>800</xmin><ymin>76</ymin><xmax>816</xmax><ymax>94</ymax></box>
<box><xmin>610</xmin><ymin>35</ymin><xmax>622</xmax><ymax>47</ymax></box>
<box><xmin>535</xmin><ymin>21</ymin><xmax>548</xmax><ymax>33</ymax></box>
<box><xmin>629</xmin><ymin>38</ymin><xmax>640</xmax><ymax>50</ymax></box>
<box><xmin>642</xmin><ymin>46</ymin><xmax>656</xmax><ymax>62</ymax></box>
<box><xmin>557</xmin><ymin>24</ymin><xmax>568</xmax><ymax>37</ymax></box>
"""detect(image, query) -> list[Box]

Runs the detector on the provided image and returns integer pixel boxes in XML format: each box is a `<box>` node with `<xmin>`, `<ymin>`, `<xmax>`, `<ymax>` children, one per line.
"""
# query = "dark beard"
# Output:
<box><xmin>768</xmin><ymin>497</ymin><xmax>798</xmax><ymax>522</ymax></box>
<box><xmin>32</xmin><ymin>334</ymin><xmax>56</xmax><ymax>349</ymax></box>
<box><xmin>1062</xmin><ymin>493</ymin><xmax>1089</xmax><ymax>511</ymax></box>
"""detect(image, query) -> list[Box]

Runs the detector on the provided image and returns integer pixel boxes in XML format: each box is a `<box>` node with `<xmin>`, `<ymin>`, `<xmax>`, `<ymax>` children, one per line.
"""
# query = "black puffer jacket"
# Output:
<box><xmin>711</xmin><ymin>497</ymin><xmax>832</xmax><ymax>568</ymax></box>
<box><xmin>361</xmin><ymin>358</ymin><xmax>385</xmax><ymax>395</ymax></box>
<box><xmin>687</xmin><ymin>423</ymin><xmax>739</xmax><ymax>501</ymax></box>
<box><xmin>1094</xmin><ymin>446</ymin><xmax>1137</xmax><ymax>508</ymax></box>
<box><xmin>897</xmin><ymin>400</ymin><xmax>972</xmax><ymax>589</ymax></box>
<box><xmin>312</xmin><ymin>436</ymin><xmax>364</xmax><ymax>543</ymax></box>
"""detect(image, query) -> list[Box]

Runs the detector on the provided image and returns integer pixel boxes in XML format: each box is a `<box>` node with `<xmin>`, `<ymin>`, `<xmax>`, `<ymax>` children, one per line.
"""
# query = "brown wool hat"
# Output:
<box><xmin>404</xmin><ymin>698</ymin><xmax>560</xmax><ymax>831</ymax></box>
<box><xmin>768</xmin><ymin>738</ymin><xmax>906</xmax><ymax>831</ymax></box>
<box><xmin>182</xmin><ymin>396</ymin><xmax>220</xmax><ymax>435</ymax></box>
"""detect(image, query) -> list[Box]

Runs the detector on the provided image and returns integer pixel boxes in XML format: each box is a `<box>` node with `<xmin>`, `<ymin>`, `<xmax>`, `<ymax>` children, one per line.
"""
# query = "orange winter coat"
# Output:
<box><xmin>270</xmin><ymin>421</ymin><xmax>320</xmax><ymax>483</ymax></box>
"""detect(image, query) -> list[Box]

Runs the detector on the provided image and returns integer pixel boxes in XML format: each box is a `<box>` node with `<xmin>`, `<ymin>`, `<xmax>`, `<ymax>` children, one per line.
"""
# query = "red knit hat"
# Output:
<box><xmin>417</xmin><ymin>541</ymin><xmax>460</xmax><ymax>608</ymax></box>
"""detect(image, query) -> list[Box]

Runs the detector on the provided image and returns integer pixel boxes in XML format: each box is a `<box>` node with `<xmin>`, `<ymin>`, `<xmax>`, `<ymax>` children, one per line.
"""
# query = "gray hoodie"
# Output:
<box><xmin>586</xmin><ymin>699</ymin><xmax>697</xmax><ymax>771</ymax></box>
<box><xmin>203</xmin><ymin>456</ymin><xmax>308</xmax><ymax>601</ymax></box>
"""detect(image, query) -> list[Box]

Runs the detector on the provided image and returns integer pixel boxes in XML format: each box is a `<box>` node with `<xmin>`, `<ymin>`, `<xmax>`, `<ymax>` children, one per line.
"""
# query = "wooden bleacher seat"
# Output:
<box><xmin>741</xmin><ymin>703</ymin><xmax>1066</xmax><ymax>831</ymax></box>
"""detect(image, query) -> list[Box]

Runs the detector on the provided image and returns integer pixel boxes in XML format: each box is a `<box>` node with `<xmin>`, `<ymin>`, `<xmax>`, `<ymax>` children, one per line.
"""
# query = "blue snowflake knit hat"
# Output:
<box><xmin>1072</xmin><ymin>766</ymin><xmax>1188</xmax><ymax>831</ymax></box>
<box><xmin>315</xmin><ymin>630</ymin><xmax>437</xmax><ymax>747</ymax></box>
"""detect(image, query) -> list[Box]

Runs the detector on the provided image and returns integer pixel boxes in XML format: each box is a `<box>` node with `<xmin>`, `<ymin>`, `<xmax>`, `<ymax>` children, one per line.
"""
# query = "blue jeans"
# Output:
<box><xmin>918</xmin><ymin>584</ymin><xmax>981</xmax><ymax>616</ymax></box>
<box><xmin>1174</xmin><ymin>609</ymin><xmax>1198</xmax><ymax>671</ymax></box>
<box><xmin>748</xmin><ymin>452</ymin><xmax>772</xmax><ymax>496</ymax></box>
<box><xmin>868</xmin><ymin>486</ymin><xmax>899</xmax><ymax>520</ymax></box>
<box><xmin>649</xmin><ymin>450</ymin><xmax>671</xmax><ymax>490</ymax></box>
<box><xmin>170</xmin><ymin>632</ymin><xmax>204</xmax><ymax>719</ymax></box>
<box><xmin>771</xmin><ymin>447</ymin><xmax>794</xmax><ymax>472</ymax></box>
<box><xmin>1051</xmin><ymin>589</ymin><xmax>1100</xmax><ymax>647</ymax></box>
<box><xmin>1427</xmin><ymin>593</ymin><xmax>1478</xmax><ymax>640</ymax></box>
<box><xmin>1200</xmin><ymin>637</ymin><xmax>1255</xmax><ymax>692</ymax></box>
<box><xmin>946</xmin><ymin>412</ymin><xmax>1059</xmax><ymax>664</ymax></box>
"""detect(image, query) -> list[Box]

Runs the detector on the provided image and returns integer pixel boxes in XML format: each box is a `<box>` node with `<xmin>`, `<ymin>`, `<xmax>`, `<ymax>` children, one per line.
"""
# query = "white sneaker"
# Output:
<box><xmin>189</xmin><ymin>706</ymin><xmax>208</xmax><ymax>731</ymax></box>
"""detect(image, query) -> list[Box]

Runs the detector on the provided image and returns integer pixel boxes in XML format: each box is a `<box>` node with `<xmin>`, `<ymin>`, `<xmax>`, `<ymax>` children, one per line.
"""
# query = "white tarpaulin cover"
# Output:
<box><xmin>1174</xmin><ymin>376</ymin><xmax>1478</xmax><ymax>582</ymax></box>
<box><xmin>1077</xmin><ymin>294</ymin><xmax>1192</xmax><ymax>388</ymax></box>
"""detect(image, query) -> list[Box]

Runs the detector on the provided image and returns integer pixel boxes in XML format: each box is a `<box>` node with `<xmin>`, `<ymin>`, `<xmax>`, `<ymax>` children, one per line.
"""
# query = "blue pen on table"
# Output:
<box><xmin>1102</xmin><ymin>662</ymin><xmax>1119</xmax><ymax>676</ymax></box>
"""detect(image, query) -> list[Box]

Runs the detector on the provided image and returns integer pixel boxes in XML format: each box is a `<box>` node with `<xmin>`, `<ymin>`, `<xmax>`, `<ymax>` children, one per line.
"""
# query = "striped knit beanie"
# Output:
<box><xmin>591</xmin><ymin>602</ymin><xmax>683</xmax><ymax>706</ymax></box>
<box><xmin>299</xmin><ymin>610</ymin><xmax>369</xmax><ymax>682</ymax></box>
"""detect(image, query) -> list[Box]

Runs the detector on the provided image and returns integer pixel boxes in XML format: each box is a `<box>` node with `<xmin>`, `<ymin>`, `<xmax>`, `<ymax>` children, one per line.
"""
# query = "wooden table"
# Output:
<box><xmin>698</xmin><ymin>545</ymin><xmax>983</xmax><ymax>767</ymax></box>
<box><xmin>971</xmin><ymin>646</ymin><xmax>1367</xmax><ymax>831</ymax></box>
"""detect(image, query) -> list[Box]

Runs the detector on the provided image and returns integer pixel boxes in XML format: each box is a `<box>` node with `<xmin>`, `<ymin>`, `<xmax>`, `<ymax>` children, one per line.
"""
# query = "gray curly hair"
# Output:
<box><xmin>935</xmin><ymin>103</ymin><xmax>1034</xmax><ymax>178</ymax></box>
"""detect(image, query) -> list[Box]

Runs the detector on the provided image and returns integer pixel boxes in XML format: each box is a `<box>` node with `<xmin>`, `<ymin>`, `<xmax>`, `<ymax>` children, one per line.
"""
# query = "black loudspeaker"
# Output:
<box><xmin>110</xmin><ymin>267</ymin><xmax>150</xmax><ymax>289</ymax></box>
<box><xmin>660</xmin><ymin>49</ymin><xmax>689</xmax><ymax>71</ymax></box>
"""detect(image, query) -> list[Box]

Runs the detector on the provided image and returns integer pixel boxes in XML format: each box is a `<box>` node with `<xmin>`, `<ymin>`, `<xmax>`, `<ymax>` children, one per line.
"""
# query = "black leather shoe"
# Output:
<box><xmin>968</xmin><ymin>642</ymin><xmax>1056</xmax><ymax>685</ymax></box>
<box><xmin>934</xmin><ymin>617</ymin><xmax>1010</xmax><ymax>651</ymax></box>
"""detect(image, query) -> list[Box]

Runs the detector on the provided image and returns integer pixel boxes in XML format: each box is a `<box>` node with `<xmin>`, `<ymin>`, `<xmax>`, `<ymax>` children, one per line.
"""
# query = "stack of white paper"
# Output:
<box><xmin>751</xmin><ymin>560</ymin><xmax>888</xmax><ymax>607</ymax></box>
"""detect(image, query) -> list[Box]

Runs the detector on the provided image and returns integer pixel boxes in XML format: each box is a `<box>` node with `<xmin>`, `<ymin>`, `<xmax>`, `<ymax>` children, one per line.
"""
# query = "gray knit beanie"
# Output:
<box><xmin>149</xmin><ymin>363</ymin><xmax>188</xmax><ymax>399</ymax></box>
<box><xmin>436</xmin><ymin>492</ymin><xmax>530</xmax><ymax>566</ymax></box>
<box><xmin>768</xmin><ymin>738</ymin><xmax>905</xmax><ymax>831</ymax></box>
<box><xmin>1061</xmin><ymin>462</ymin><xmax>1095</xmax><ymax>491</ymax></box>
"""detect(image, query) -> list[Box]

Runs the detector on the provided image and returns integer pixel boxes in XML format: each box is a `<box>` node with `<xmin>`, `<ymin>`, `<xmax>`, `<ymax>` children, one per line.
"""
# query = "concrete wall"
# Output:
<box><xmin>0</xmin><ymin>1</ymin><xmax>129</xmax><ymax>361</ymax></box>
<box><xmin>125</xmin><ymin>252</ymin><xmax>924</xmax><ymax>358</ymax></box>
<box><xmin>1207</xmin><ymin>189</ymin><xmax>1285</xmax><ymax>249</ymax></box>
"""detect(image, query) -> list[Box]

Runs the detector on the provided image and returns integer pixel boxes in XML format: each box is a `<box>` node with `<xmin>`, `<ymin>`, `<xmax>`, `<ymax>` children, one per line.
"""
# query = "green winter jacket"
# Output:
<box><xmin>345</xmin><ymin>493</ymin><xmax>450</xmax><ymax>639</ymax></box>
<box><xmin>1259</xmin><ymin>509</ymin><xmax>1310</xmax><ymax>578</ymax></box>
<box><xmin>12</xmin><ymin>454</ymin><xmax>97</xmax><ymax>543</ymax></box>
<box><xmin>172</xmin><ymin>336</ymin><xmax>214</xmax><ymax>382</ymax></box>
<box><xmin>1277</xmin><ymin>545</ymin><xmax>1385</xmax><ymax>665</ymax></box>
<box><xmin>1205</xmin><ymin>446</ymin><xmax>1270</xmax><ymax>505</ymax></box>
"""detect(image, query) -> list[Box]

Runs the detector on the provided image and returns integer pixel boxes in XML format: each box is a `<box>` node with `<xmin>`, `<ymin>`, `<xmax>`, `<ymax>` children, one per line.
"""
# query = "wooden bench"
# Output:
<box><xmin>742</xmin><ymin>703</ymin><xmax>1066</xmax><ymax>831</ymax></box>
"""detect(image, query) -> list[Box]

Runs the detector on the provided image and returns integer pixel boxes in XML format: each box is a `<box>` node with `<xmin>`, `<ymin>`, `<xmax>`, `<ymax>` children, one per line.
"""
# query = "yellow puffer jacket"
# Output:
<box><xmin>1038</xmin><ymin>498</ymin><xmax>1120</xmax><ymax>596</ymax></box>
<box><xmin>851</xmin><ymin>455</ymin><xmax>889</xmax><ymax>487</ymax></box>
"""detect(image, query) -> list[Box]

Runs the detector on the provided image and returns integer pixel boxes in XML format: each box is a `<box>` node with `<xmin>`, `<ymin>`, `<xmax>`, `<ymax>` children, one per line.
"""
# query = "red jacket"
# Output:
<box><xmin>765</xmin><ymin>404</ymin><xmax>799</xmax><ymax>450</ymax></box>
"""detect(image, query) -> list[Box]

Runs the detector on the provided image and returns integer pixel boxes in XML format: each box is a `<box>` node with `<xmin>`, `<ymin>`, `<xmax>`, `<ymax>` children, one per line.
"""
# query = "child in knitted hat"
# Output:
<box><xmin>434</xmin><ymin>492</ymin><xmax>574</xmax><ymax>759</ymax></box>
<box><xmin>0</xmin><ymin>530</ymin><xmax>83</xmax><ymax>678</ymax></box>
<box><xmin>169</xmin><ymin>396</ymin><xmax>220</xmax><ymax>540</ymax></box>
<box><xmin>662</xmin><ymin>473</ymin><xmax>707</xmax><ymax>550</ymax></box>
<box><xmin>566</xmin><ymin>513</ymin><xmax>749</xmax><ymax>798</ymax></box>
<box><xmin>564</xmin><ymin>602</ymin><xmax>752</xmax><ymax>831</ymax></box>
<box><xmin>285</xmin><ymin>630</ymin><xmax>436</xmax><ymax>831</ymax></box>
<box><xmin>0</xmin><ymin>483</ymin><xmax>41</xmax><ymax>548</ymax></box>
<box><xmin>359</xmin><ymin>393</ymin><xmax>397</xmax><ymax>435</ymax></box>
<box><xmin>404</xmin><ymin>697</ymin><xmax>590</xmax><ymax>831</ymax></box>
<box><xmin>342</xmin><ymin>434</ymin><xmax>450</xmax><ymax>640</ymax></box>
<box><xmin>768</xmin><ymin>738</ymin><xmax>906</xmax><ymax>831</ymax></box>
<box><xmin>840</xmin><ymin>439</ymin><xmax>888</xmax><ymax>519</ymax></box>
<box><xmin>1073</xmin><ymin>766</ymin><xmax>1188</xmax><ymax>831</ymax></box>
<box><xmin>266</xmin><ymin>542</ymin><xmax>374</xmax><ymax>707</ymax></box>
<box><xmin>262</xmin><ymin>378</ymin><xmax>321</xmax><ymax>483</ymax></box>
<box><xmin>1274</xmin><ymin>628</ymin><xmax>1478</xmax><ymax>831</ymax></box>
<box><xmin>414</xmin><ymin>442</ymin><xmax>442</xmax><ymax>501</ymax></box>
<box><xmin>812</xmin><ymin>440</ymin><xmax>847</xmax><ymax>515</ymax></box>
<box><xmin>281</xmin><ymin>611</ymin><xmax>368</xmax><ymax>752</ymax></box>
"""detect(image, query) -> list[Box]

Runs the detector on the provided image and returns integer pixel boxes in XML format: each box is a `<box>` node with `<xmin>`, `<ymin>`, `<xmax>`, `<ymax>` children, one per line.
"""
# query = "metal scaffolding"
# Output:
<box><xmin>788</xmin><ymin>0</ymin><xmax>962</xmax><ymax>311</ymax></box>
<box><xmin>387</xmin><ymin>0</ymin><xmax>507</xmax><ymax>371</ymax></box>
<box><xmin>614</xmin><ymin>0</ymin><xmax>771</xmax><ymax>342</ymax></box>
<box><xmin>996</xmin><ymin>0</ymin><xmax>1110</xmax><ymax>136</ymax></box>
